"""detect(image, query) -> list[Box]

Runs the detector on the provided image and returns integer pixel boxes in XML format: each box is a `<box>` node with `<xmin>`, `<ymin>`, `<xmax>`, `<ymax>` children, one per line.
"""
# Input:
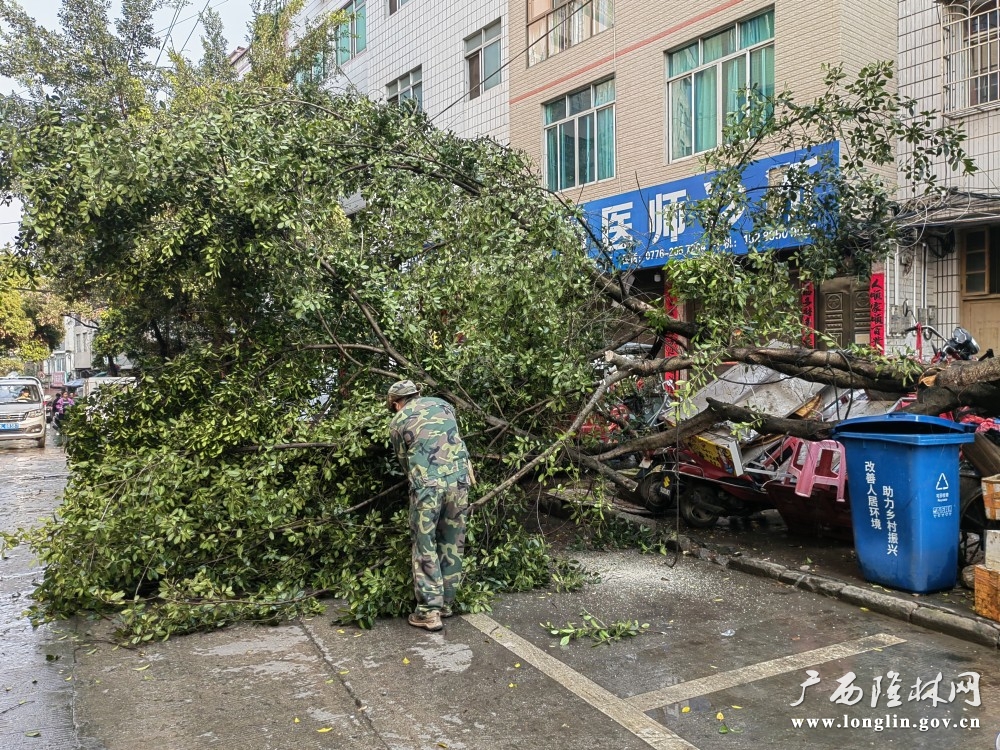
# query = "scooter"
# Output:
<box><xmin>901</xmin><ymin>324</ymin><xmax>986</xmax><ymax>363</ymax></box>
<box><xmin>633</xmin><ymin>441</ymin><xmax>783</xmax><ymax>527</ymax></box>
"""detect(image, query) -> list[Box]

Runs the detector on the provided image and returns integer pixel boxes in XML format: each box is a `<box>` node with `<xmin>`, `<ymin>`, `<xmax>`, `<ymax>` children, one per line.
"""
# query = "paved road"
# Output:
<box><xmin>2</xmin><ymin>437</ymin><xmax>1000</xmax><ymax>749</ymax></box>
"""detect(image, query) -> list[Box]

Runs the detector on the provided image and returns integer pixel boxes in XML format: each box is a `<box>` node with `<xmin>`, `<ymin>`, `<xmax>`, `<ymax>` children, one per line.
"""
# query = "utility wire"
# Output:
<box><xmin>155</xmin><ymin>0</ymin><xmax>235</xmax><ymax>35</ymax></box>
<box><xmin>178</xmin><ymin>0</ymin><xmax>215</xmax><ymax>56</ymax></box>
<box><xmin>154</xmin><ymin>1</ymin><xmax>186</xmax><ymax>68</ymax></box>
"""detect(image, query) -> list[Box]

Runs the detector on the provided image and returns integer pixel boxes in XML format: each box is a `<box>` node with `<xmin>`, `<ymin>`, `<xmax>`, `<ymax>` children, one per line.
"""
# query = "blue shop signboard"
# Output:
<box><xmin>582</xmin><ymin>141</ymin><xmax>839</xmax><ymax>270</ymax></box>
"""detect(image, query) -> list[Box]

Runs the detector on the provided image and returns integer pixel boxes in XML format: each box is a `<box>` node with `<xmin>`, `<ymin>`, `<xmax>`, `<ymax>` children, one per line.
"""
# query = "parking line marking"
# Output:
<box><xmin>464</xmin><ymin>613</ymin><xmax>698</xmax><ymax>750</ymax></box>
<box><xmin>625</xmin><ymin>633</ymin><xmax>906</xmax><ymax>711</ymax></box>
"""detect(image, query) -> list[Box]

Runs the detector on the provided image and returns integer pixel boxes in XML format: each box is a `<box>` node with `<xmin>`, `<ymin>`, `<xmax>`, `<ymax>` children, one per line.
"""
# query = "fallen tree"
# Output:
<box><xmin>0</xmin><ymin>2</ymin><xmax>989</xmax><ymax>640</ymax></box>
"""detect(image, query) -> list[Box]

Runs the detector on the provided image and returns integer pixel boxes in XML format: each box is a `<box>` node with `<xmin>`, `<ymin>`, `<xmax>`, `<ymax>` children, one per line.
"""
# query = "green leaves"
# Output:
<box><xmin>541</xmin><ymin>609</ymin><xmax>650</xmax><ymax>647</ymax></box>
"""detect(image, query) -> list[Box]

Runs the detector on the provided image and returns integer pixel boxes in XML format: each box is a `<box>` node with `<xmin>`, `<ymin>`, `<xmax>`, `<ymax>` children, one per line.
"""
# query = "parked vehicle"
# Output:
<box><xmin>633</xmin><ymin>439</ymin><xmax>785</xmax><ymax>527</ymax></box>
<box><xmin>0</xmin><ymin>376</ymin><xmax>47</xmax><ymax>448</ymax></box>
<box><xmin>902</xmin><ymin>324</ymin><xmax>988</xmax><ymax>364</ymax></box>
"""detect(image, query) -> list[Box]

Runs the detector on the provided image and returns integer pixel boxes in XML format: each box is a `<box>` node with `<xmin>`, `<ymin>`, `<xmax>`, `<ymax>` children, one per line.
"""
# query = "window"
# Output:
<box><xmin>667</xmin><ymin>10</ymin><xmax>774</xmax><ymax>160</ymax></box>
<box><xmin>964</xmin><ymin>227</ymin><xmax>1000</xmax><ymax>294</ymax></box>
<box><xmin>543</xmin><ymin>79</ymin><xmax>615</xmax><ymax>190</ymax></box>
<box><xmin>527</xmin><ymin>0</ymin><xmax>613</xmax><ymax>66</ymax></box>
<box><xmin>389</xmin><ymin>0</ymin><xmax>412</xmax><ymax>14</ymax></box>
<box><xmin>293</xmin><ymin>46</ymin><xmax>329</xmax><ymax>86</ymax></box>
<box><xmin>387</xmin><ymin>67</ymin><xmax>423</xmax><ymax>110</ymax></box>
<box><xmin>943</xmin><ymin>1</ymin><xmax>1000</xmax><ymax>111</ymax></box>
<box><xmin>335</xmin><ymin>0</ymin><xmax>367</xmax><ymax>65</ymax></box>
<box><xmin>466</xmin><ymin>20</ymin><xmax>502</xmax><ymax>99</ymax></box>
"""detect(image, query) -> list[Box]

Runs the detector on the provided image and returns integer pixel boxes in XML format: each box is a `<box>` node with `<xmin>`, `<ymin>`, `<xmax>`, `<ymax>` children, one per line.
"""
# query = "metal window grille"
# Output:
<box><xmin>943</xmin><ymin>1</ymin><xmax>1000</xmax><ymax>112</ymax></box>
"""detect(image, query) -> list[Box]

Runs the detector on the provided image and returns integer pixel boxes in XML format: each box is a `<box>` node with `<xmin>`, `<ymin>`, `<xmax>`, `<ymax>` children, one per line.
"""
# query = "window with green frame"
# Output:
<box><xmin>667</xmin><ymin>9</ymin><xmax>774</xmax><ymax>161</ymax></box>
<box><xmin>543</xmin><ymin>79</ymin><xmax>615</xmax><ymax>191</ymax></box>
<box><xmin>335</xmin><ymin>0</ymin><xmax>367</xmax><ymax>65</ymax></box>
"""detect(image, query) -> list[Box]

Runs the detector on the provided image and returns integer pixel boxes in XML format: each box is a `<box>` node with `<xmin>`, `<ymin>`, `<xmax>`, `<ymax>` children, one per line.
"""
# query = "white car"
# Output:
<box><xmin>0</xmin><ymin>376</ymin><xmax>47</xmax><ymax>448</ymax></box>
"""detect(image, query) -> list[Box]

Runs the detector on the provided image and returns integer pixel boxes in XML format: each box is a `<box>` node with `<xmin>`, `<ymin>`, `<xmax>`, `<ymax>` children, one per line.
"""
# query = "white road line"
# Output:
<box><xmin>464</xmin><ymin>613</ymin><xmax>699</xmax><ymax>750</ymax></box>
<box><xmin>625</xmin><ymin>633</ymin><xmax>906</xmax><ymax>711</ymax></box>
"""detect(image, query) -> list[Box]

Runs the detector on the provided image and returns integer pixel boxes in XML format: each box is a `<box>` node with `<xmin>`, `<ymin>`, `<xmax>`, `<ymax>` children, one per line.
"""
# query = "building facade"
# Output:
<box><xmin>293</xmin><ymin>2</ymin><xmax>987</xmax><ymax>354</ymax></box>
<box><xmin>508</xmin><ymin>0</ymin><xmax>897</xmax><ymax>347</ymax></box>
<box><xmin>298</xmin><ymin>0</ymin><xmax>509</xmax><ymax>141</ymax></box>
<box><xmin>891</xmin><ymin>0</ymin><xmax>1000</xmax><ymax>360</ymax></box>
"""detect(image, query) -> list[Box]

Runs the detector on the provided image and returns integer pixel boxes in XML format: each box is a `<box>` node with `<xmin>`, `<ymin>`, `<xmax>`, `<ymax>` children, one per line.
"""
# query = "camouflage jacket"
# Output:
<box><xmin>389</xmin><ymin>396</ymin><xmax>470</xmax><ymax>485</ymax></box>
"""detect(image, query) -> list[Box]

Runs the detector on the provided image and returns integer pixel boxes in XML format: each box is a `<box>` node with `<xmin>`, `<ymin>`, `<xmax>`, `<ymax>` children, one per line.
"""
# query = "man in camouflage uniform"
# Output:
<box><xmin>387</xmin><ymin>380</ymin><xmax>473</xmax><ymax>631</ymax></box>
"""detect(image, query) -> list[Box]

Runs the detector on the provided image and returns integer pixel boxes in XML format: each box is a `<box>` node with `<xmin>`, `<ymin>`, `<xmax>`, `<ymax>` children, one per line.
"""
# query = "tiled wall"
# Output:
<box><xmin>303</xmin><ymin>0</ymin><xmax>510</xmax><ymax>141</ymax></box>
<box><xmin>507</xmin><ymin>0</ymin><xmax>897</xmax><ymax>203</ymax></box>
<box><xmin>893</xmin><ymin>0</ymin><xmax>1000</xmax><ymax>357</ymax></box>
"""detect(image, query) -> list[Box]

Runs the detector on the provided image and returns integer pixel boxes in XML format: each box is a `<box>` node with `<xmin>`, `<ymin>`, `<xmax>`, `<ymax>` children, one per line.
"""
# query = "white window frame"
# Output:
<box><xmin>334</xmin><ymin>0</ymin><xmax>367</xmax><ymax>65</ymax></box>
<box><xmin>665</xmin><ymin>10</ymin><xmax>774</xmax><ymax>162</ymax></box>
<box><xmin>389</xmin><ymin>0</ymin><xmax>412</xmax><ymax>14</ymax></box>
<box><xmin>542</xmin><ymin>79</ymin><xmax>616</xmax><ymax>191</ymax></box>
<box><xmin>943</xmin><ymin>1</ymin><xmax>1000</xmax><ymax>113</ymax></box>
<box><xmin>387</xmin><ymin>67</ymin><xmax>423</xmax><ymax>110</ymax></box>
<box><xmin>465</xmin><ymin>20</ymin><xmax>502</xmax><ymax>99</ymax></box>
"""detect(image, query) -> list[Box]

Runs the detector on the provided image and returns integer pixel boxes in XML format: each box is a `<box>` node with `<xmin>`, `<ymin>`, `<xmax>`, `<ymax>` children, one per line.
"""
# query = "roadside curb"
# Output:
<box><xmin>726</xmin><ymin>553</ymin><xmax>1000</xmax><ymax>648</ymax></box>
<box><xmin>555</xmin><ymin>497</ymin><xmax>1000</xmax><ymax>648</ymax></box>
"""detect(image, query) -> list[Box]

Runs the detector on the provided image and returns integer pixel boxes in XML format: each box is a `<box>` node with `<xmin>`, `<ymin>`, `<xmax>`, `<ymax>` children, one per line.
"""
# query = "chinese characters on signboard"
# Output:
<box><xmin>585</xmin><ymin>143</ymin><xmax>839</xmax><ymax>270</ymax></box>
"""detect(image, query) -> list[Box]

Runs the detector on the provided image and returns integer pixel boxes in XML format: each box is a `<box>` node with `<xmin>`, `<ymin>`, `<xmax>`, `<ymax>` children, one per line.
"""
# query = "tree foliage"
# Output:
<box><xmin>0</xmin><ymin>1</ymin><xmax>989</xmax><ymax>641</ymax></box>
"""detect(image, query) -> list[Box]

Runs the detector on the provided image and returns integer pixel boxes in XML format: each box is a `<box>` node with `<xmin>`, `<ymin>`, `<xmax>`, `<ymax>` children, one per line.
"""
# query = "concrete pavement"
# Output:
<box><xmin>4</xmin><ymin>438</ymin><xmax>1000</xmax><ymax>749</ymax></box>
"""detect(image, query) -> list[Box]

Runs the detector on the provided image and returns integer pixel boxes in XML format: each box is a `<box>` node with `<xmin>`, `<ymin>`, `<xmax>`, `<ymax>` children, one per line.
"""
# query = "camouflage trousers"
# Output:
<box><xmin>409</xmin><ymin>475</ymin><xmax>469</xmax><ymax>614</ymax></box>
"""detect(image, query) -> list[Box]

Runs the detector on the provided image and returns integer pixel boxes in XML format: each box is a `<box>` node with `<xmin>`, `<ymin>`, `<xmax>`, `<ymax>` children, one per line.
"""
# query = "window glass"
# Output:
<box><xmin>544</xmin><ymin>99</ymin><xmax>566</xmax><ymax>124</ymax></box>
<box><xmin>750</xmin><ymin>45</ymin><xmax>774</xmax><ymax>97</ymax></box>
<box><xmin>967</xmin><ymin>269</ymin><xmax>986</xmax><ymax>293</ymax></box>
<box><xmin>594</xmin><ymin>78</ymin><xmax>615</xmax><ymax>105</ymax></box>
<box><xmin>694</xmin><ymin>67</ymin><xmax>718</xmax><ymax>152</ymax></box>
<box><xmin>468</xmin><ymin>52</ymin><xmax>482</xmax><ymax>99</ymax></box>
<box><xmin>528</xmin><ymin>19</ymin><xmax>548</xmax><ymax>65</ymax></box>
<box><xmin>669</xmin><ymin>43</ymin><xmax>698</xmax><ymax>76</ymax></box>
<box><xmin>703</xmin><ymin>27</ymin><xmax>736</xmax><ymax>63</ymax></box>
<box><xmin>355</xmin><ymin>0</ymin><xmax>366</xmax><ymax>53</ymax></box>
<box><xmin>722</xmin><ymin>56</ymin><xmax>746</xmax><ymax>121</ymax></box>
<box><xmin>594</xmin><ymin>0</ymin><xmax>613</xmax><ymax>33</ymax></box>
<box><xmin>669</xmin><ymin>78</ymin><xmax>693</xmax><ymax>159</ymax></box>
<box><xmin>596</xmin><ymin>106</ymin><xmax>615</xmax><ymax>180</ymax></box>
<box><xmin>570</xmin><ymin>2</ymin><xmax>593</xmax><ymax>46</ymax></box>
<box><xmin>467</xmin><ymin>21</ymin><xmax>502</xmax><ymax>97</ymax></box>
<box><xmin>527</xmin><ymin>0</ymin><xmax>613</xmax><ymax>66</ymax></box>
<box><xmin>550</xmin><ymin>4</ymin><xmax>569</xmax><ymax>55</ymax></box>
<box><xmin>667</xmin><ymin>13</ymin><xmax>774</xmax><ymax>159</ymax></box>
<box><xmin>578</xmin><ymin>112</ymin><xmax>595</xmax><ymax>184</ymax></box>
<box><xmin>559</xmin><ymin>121</ymin><xmax>576</xmax><ymax>189</ymax></box>
<box><xmin>568</xmin><ymin>87</ymin><xmax>593</xmax><ymax>114</ymax></box>
<box><xmin>529</xmin><ymin>0</ymin><xmax>552</xmax><ymax>21</ymax></box>
<box><xmin>544</xmin><ymin>80</ymin><xmax>615</xmax><ymax>189</ymax></box>
<box><xmin>740</xmin><ymin>10</ymin><xmax>774</xmax><ymax>47</ymax></box>
<box><xmin>546</xmin><ymin>128</ymin><xmax>559</xmax><ymax>188</ymax></box>
<box><xmin>483</xmin><ymin>40</ymin><xmax>501</xmax><ymax>90</ymax></box>
<box><xmin>943</xmin><ymin>1</ymin><xmax>1000</xmax><ymax>109</ymax></box>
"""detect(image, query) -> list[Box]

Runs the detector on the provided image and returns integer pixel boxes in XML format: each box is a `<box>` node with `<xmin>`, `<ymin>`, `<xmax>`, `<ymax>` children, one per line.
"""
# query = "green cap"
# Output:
<box><xmin>388</xmin><ymin>380</ymin><xmax>419</xmax><ymax>398</ymax></box>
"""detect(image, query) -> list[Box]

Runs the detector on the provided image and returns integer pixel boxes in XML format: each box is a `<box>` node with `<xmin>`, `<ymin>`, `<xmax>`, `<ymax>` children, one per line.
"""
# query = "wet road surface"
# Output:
<box><xmin>3</xmin><ymin>434</ymin><xmax>1000</xmax><ymax>749</ymax></box>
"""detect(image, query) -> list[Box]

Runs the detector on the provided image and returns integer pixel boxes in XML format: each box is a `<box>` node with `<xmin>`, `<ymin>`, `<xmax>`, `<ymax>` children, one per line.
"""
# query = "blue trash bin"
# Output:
<box><xmin>831</xmin><ymin>414</ymin><xmax>976</xmax><ymax>593</ymax></box>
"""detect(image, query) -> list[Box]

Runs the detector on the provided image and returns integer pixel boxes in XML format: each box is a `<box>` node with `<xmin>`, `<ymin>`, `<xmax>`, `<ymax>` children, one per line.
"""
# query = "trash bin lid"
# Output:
<box><xmin>831</xmin><ymin>413</ymin><xmax>976</xmax><ymax>446</ymax></box>
<box><xmin>832</xmin><ymin>413</ymin><xmax>975</xmax><ymax>434</ymax></box>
